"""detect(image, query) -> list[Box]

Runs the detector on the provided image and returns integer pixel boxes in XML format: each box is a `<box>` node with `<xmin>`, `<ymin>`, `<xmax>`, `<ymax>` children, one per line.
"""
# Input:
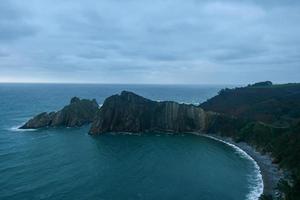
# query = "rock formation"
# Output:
<box><xmin>20</xmin><ymin>97</ymin><xmax>99</xmax><ymax>129</ymax></box>
<box><xmin>89</xmin><ymin>91</ymin><xmax>207</xmax><ymax>135</ymax></box>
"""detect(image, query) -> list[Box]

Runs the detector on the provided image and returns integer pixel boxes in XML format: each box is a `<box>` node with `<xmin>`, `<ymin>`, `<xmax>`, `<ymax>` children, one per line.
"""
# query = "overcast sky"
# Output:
<box><xmin>0</xmin><ymin>0</ymin><xmax>299</xmax><ymax>84</ymax></box>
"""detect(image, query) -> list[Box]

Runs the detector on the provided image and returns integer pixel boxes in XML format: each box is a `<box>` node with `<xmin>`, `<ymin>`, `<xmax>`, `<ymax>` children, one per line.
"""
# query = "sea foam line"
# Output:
<box><xmin>8</xmin><ymin>123</ymin><xmax>37</xmax><ymax>132</ymax></box>
<box><xmin>9</xmin><ymin>126</ymin><xmax>36</xmax><ymax>132</ymax></box>
<box><xmin>201</xmin><ymin>134</ymin><xmax>264</xmax><ymax>200</ymax></box>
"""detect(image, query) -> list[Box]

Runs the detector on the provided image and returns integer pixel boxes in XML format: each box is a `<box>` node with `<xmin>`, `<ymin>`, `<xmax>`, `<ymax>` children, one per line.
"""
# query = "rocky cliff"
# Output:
<box><xmin>89</xmin><ymin>91</ymin><xmax>207</xmax><ymax>134</ymax></box>
<box><xmin>20</xmin><ymin>97</ymin><xmax>99</xmax><ymax>129</ymax></box>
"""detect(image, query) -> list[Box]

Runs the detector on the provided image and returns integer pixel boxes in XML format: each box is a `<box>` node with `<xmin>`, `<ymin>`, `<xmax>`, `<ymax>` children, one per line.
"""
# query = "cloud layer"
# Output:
<box><xmin>0</xmin><ymin>0</ymin><xmax>300</xmax><ymax>84</ymax></box>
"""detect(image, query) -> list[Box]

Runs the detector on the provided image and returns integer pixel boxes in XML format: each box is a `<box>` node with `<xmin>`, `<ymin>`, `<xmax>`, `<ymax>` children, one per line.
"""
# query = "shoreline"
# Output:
<box><xmin>199</xmin><ymin>133</ymin><xmax>284</xmax><ymax>198</ymax></box>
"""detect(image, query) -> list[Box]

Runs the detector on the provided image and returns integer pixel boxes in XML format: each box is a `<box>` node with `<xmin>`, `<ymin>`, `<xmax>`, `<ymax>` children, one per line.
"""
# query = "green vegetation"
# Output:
<box><xmin>202</xmin><ymin>82</ymin><xmax>300</xmax><ymax>125</ymax></box>
<box><xmin>248</xmin><ymin>81</ymin><xmax>273</xmax><ymax>87</ymax></box>
<box><xmin>201</xmin><ymin>82</ymin><xmax>300</xmax><ymax>200</ymax></box>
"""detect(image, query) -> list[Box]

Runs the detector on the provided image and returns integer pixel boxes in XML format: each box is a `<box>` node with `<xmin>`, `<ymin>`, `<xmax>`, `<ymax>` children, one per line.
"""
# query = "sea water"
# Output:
<box><xmin>0</xmin><ymin>84</ymin><xmax>262</xmax><ymax>200</ymax></box>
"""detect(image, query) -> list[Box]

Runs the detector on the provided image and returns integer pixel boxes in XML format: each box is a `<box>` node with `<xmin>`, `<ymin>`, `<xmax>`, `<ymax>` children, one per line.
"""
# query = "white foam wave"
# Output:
<box><xmin>202</xmin><ymin>135</ymin><xmax>264</xmax><ymax>200</ymax></box>
<box><xmin>8</xmin><ymin>124</ymin><xmax>37</xmax><ymax>132</ymax></box>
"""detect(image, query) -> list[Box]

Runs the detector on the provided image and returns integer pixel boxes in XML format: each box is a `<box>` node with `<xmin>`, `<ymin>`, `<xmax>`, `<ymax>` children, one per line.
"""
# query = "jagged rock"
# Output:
<box><xmin>20</xmin><ymin>97</ymin><xmax>99</xmax><ymax>129</ymax></box>
<box><xmin>89</xmin><ymin>91</ymin><xmax>207</xmax><ymax>135</ymax></box>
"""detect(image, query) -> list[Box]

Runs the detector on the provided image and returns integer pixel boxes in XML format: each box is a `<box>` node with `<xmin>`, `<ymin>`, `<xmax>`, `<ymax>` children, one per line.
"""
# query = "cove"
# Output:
<box><xmin>1</xmin><ymin>126</ymin><xmax>262</xmax><ymax>200</ymax></box>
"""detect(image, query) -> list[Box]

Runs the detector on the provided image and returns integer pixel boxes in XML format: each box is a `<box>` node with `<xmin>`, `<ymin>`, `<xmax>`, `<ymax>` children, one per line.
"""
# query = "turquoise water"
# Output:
<box><xmin>0</xmin><ymin>84</ymin><xmax>262</xmax><ymax>200</ymax></box>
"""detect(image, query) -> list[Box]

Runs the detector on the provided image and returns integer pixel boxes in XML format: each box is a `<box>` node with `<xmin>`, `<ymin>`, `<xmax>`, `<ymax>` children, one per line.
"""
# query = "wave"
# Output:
<box><xmin>8</xmin><ymin>124</ymin><xmax>37</xmax><ymax>132</ymax></box>
<box><xmin>202</xmin><ymin>134</ymin><xmax>264</xmax><ymax>200</ymax></box>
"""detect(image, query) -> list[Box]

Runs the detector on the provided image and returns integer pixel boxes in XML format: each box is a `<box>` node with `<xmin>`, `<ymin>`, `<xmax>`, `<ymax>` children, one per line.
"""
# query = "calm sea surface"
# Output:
<box><xmin>0</xmin><ymin>84</ymin><xmax>262</xmax><ymax>200</ymax></box>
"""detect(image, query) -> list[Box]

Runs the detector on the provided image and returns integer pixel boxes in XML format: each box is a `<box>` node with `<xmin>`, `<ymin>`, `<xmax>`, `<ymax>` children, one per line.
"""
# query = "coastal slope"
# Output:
<box><xmin>200</xmin><ymin>82</ymin><xmax>300</xmax><ymax>125</ymax></box>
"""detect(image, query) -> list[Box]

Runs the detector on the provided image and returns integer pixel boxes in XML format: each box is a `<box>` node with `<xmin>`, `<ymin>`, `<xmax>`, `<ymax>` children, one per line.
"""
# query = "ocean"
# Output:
<box><xmin>0</xmin><ymin>83</ymin><xmax>262</xmax><ymax>200</ymax></box>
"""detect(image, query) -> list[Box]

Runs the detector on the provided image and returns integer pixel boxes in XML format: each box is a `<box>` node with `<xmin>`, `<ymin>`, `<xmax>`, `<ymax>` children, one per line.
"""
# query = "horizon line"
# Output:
<box><xmin>0</xmin><ymin>81</ymin><xmax>242</xmax><ymax>86</ymax></box>
<box><xmin>0</xmin><ymin>81</ymin><xmax>298</xmax><ymax>85</ymax></box>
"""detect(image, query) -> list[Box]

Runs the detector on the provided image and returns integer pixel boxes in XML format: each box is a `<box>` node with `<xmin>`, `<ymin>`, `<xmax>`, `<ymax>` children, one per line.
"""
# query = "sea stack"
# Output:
<box><xmin>20</xmin><ymin>97</ymin><xmax>99</xmax><ymax>129</ymax></box>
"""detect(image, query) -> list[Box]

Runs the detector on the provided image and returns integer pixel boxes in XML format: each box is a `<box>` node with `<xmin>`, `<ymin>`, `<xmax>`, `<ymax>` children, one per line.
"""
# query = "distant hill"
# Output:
<box><xmin>200</xmin><ymin>82</ymin><xmax>300</xmax><ymax>126</ymax></box>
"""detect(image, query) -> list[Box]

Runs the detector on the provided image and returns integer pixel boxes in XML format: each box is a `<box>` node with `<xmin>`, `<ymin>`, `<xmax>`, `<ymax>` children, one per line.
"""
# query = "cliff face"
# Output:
<box><xmin>89</xmin><ymin>91</ymin><xmax>207</xmax><ymax>134</ymax></box>
<box><xmin>20</xmin><ymin>97</ymin><xmax>99</xmax><ymax>129</ymax></box>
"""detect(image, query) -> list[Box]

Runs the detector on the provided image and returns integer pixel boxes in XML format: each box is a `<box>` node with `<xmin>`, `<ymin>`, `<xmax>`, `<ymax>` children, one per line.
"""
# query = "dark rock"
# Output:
<box><xmin>20</xmin><ymin>97</ymin><xmax>99</xmax><ymax>129</ymax></box>
<box><xmin>70</xmin><ymin>97</ymin><xmax>81</xmax><ymax>104</ymax></box>
<box><xmin>89</xmin><ymin>91</ymin><xmax>207</xmax><ymax>135</ymax></box>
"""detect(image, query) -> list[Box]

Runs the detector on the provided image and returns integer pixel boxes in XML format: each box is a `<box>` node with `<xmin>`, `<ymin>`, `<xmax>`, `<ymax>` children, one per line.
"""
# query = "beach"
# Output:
<box><xmin>202</xmin><ymin>134</ymin><xmax>284</xmax><ymax>197</ymax></box>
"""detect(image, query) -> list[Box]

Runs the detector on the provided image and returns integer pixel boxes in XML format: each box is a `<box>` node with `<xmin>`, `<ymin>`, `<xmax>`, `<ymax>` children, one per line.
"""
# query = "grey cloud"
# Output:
<box><xmin>0</xmin><ymin>49</ymin><xmax>9</xmax><ymax>57</ymax></box>
<box><xmin>0</xmin><ymin>0</ymin><xmax>37</xmax><ymax>41</ymax></box>
<box><xmin>0</xmin><ymin>1</ymin><xmax>23</xmax><ymax>20</ymax></box>
<box><xmin>0</xmin><ymin>0</ymin><xmax>299</xmax><ymax>84</ymax></box>
<box><xmin>77</xmin><ymin>52</ymin><xmax>107</xmax><ymax>60</ymax></box>
<box><xmin>0</xmin><ymin>22</ymin><xmax>37</xmax><ymax>41</ymax></box>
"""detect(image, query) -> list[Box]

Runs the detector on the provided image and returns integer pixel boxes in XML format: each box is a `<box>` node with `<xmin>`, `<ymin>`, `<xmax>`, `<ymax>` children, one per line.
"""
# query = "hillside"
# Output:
<box><xmin>201</xmin><ymin>82</ymin><xmax>300</xmax><ymax>200</ymax></box>
<box><xmin>200</xmin><ymin>82</ymin><xmax>300</xmax><ymax>126</ymax></box>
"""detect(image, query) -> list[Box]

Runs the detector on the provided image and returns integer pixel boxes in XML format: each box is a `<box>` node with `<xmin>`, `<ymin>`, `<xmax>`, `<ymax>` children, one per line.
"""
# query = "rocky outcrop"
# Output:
<box><xmin>20</xmin><ymin>91</ymin><xmax>209</xmax><ymax>133</ymax></box>
<box><xmin>89</xmin><ymin>91</ymin><xmax>207</xmax><ymax>135</ymax></box>
<box><xmin>20</xmin><ymin>97</ymin><xmax>99</xmax><ymax>129</ymax></box>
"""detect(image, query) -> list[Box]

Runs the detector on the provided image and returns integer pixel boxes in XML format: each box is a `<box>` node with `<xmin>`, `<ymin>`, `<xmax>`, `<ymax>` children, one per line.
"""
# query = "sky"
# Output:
<box><xmin>0</xmin><ymin>0</ymin><xmax>300</xmax><ymax>84</ymax></box>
